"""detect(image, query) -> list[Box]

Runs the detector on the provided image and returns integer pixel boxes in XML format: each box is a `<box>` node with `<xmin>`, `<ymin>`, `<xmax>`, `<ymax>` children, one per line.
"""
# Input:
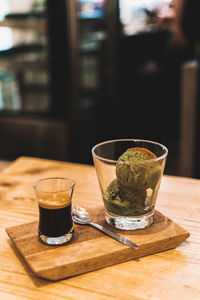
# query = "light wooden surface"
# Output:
<box><xmin>0</xmin><ymin>156</ymin><xmax>200</xmax><ymax>299</ymax></box>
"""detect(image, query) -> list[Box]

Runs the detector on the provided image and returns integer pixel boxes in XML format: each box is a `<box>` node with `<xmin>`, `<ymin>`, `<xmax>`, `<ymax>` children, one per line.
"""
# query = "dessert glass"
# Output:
<box><xmin>92</xmin><ymin>139</ymin><xmax>168</xmax><ymax>230</ymax></box>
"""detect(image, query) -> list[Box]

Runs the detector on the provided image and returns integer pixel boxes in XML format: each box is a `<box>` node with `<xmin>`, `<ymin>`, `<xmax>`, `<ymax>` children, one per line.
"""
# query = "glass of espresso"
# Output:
<box><xmin>33</xmin><ymin>177</ymin><xmax>75</xmax><ymax>245</ymax></box>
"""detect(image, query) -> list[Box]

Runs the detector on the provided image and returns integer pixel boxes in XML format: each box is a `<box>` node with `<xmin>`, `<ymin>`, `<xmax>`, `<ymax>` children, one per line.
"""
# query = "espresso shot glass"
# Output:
<box><xmin>33</xmin><ymin>177</ymin><xmax>75</xmax><ymax>245</ymax></box>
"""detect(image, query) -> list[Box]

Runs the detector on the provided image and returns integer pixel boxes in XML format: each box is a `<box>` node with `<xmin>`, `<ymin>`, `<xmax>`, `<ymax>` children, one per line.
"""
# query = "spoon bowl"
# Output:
<box><xmin>72</xmin><ymin>205</ymin><xmax>92</xmax><ymax>224</ymax></box>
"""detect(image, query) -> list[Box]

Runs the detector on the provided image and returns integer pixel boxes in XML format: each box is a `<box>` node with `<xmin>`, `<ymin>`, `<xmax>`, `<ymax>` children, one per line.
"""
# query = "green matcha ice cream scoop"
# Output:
<box><xmin>116</xmin><ymin>147</ymin><xmax>157</xmax><ymax>189</ymax></box>
<box><xmin>104</xmin><ymin>147</ymin><xmax>163</xmax><ymax>216</ymax></box>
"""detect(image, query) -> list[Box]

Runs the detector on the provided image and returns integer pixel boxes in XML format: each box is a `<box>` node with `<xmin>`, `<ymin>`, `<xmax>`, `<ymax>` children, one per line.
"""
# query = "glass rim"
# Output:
<box><xmin>33</xmin><ymin>177</ymin><xmax>76</xmax><ymax>193</ymax></box>
<box><xmin>91</xmin><ymin>138</ymin><xmax>168</xmax><ymax>164</ymax></box>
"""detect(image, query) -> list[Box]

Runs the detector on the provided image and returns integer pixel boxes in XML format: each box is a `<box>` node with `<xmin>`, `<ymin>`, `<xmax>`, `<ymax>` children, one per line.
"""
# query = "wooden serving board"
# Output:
<box><xmin>6</xmin><ymin>208</ymin><xmax>190</xmax><ymax>281</ymax></box>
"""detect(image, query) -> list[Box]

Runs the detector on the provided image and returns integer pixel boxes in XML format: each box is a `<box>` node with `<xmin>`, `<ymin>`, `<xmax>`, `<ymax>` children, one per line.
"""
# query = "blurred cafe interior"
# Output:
<box><xmin>0</xmin><ymin>0</ymin><xmax>199</xmax><ymax>178</ymax></box>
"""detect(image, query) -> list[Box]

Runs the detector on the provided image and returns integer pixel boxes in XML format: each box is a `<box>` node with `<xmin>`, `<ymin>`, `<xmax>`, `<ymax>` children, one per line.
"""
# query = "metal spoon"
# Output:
<box><xmin>72</xmin><ymin>205</ymin><xmax>138</xmax><ymax>249</ymax></box>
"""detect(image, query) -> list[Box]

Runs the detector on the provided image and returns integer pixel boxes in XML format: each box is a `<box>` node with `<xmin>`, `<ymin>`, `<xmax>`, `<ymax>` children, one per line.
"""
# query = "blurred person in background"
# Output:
<box><xmin>170</xmin><ymin>0</ymin><xmax>200</xmax><ymax>59</ymax></box>
<box><xmin>152</xmin><ymin>0</ymin><xmax>200</xmax><ymax>143</ymax></box>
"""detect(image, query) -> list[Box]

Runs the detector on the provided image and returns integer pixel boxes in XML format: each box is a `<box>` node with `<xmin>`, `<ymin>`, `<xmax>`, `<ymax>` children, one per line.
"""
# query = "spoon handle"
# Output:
<box><xmin>89</xmin><ymin>221</ymin><xmax>138</xmax><ymax>249</ymax></box>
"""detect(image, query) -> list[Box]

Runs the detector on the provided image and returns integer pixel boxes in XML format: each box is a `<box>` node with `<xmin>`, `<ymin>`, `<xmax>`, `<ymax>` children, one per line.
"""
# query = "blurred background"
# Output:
<box><xmin>0</xmin><ymin>0</ymin><xmax>199</xmax><ymax>178</ymax></box>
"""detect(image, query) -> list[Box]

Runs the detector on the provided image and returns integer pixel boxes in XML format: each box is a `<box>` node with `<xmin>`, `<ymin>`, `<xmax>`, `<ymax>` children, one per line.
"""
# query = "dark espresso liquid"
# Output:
<box><xmin>38</xmin><ymin>195</ymin><xmax>73</xmax><ymax>237</ymax></box>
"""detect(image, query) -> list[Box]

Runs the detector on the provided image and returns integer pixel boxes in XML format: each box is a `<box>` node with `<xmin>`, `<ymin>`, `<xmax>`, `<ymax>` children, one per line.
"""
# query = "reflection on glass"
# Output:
<box><xmin>0</xmin><ymin>0</ymin><xmax>9</xmax><ymax>20</ymax></box>
<box><xmin>0</xmin><ymin>0</ymin><xmax>49</xmax><ymax>113</ymax></box>
<box><xmin>78</xmin><ymin>0</ymin><xmax>105</xmax><ymax>19</ymax></box>
<box><xmin>0</xmin><ymin>27</ymin><xmax>13</xmax><ymax>50</ymax></box>
<box><xmin>0</xmin><ymin>70</ymin><xmax>21</xmax><ymax>111</ymax></box>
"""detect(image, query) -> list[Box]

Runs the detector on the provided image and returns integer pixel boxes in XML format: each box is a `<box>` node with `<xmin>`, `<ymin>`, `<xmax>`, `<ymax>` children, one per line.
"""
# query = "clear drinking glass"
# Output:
<box><xmin>33</xmin><ymin>177</ymin><xmax>75</xmax><ymax>245</ymax></box>
<box><xmin>92</xmin><ymin>139</ymin><xmax>168</xmax><ymax>230</ymax></box>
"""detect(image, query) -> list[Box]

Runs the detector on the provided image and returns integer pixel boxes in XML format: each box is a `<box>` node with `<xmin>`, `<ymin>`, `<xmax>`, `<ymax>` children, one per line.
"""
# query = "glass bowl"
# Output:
<box><xmin>92</xmin><ymin>139</ymin><xmax>168</xmax><ymax>230</ymax></box>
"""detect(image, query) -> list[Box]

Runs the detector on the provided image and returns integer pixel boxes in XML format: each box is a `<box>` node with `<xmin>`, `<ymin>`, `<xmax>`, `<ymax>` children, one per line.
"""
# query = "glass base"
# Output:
<box><xmin>39</xmin><ymin>228</ymin><xmax>74</xmax><ymax>245</ymax></box>
<box><xmin>105</xmin><ymin>211</ymin><xmax>154</xmax><ymax>230</ymax></box>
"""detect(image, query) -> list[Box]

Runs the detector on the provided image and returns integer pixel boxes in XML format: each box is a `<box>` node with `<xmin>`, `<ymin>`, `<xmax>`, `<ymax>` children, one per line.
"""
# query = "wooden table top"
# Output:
<box><xmin>0</xmin><ymin>157</ymin><xmax>199</xmax><ymax>300</ymax></box>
